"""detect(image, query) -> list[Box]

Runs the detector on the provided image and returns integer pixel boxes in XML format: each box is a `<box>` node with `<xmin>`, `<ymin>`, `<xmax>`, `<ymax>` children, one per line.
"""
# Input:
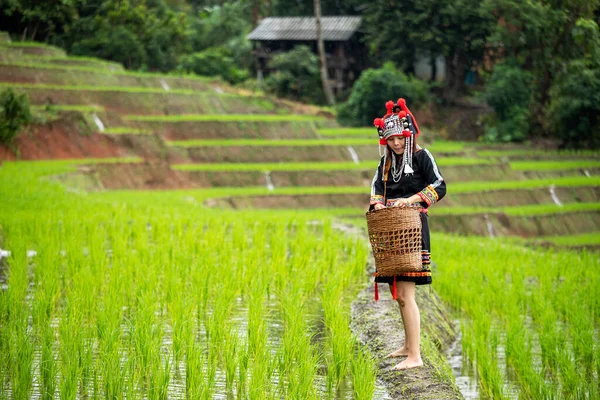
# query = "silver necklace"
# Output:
<box><xmin>391</xmin><ymin>153</ymin><xmax>403</xmax><ymax>182</ymax></box>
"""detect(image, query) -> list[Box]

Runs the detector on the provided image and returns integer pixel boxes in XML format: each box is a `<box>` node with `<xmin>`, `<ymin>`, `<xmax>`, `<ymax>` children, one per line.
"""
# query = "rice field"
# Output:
<box><xmin>0</xmin><ymin>162</ymin><xmax>379</xmax><ymax>399</ymax></box>
<box><xmin>434</xmin><ymin>234</ymin><xmax>600</xmax><ymax>399</ymax></box>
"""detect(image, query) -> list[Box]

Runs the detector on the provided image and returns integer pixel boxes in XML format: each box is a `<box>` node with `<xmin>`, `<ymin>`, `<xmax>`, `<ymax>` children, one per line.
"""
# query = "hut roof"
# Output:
<box><xmin>247</xmin><ymin>16</ymin><xmax>362</xmax><ymax>41</ymax></box>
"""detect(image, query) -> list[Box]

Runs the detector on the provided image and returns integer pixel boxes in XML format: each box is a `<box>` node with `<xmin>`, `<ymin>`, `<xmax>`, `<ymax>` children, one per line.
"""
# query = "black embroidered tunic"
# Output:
<box><xmin>369</xmin><ymin>147</ymin><xmax>446</xmax><ymax>285</ymax></box>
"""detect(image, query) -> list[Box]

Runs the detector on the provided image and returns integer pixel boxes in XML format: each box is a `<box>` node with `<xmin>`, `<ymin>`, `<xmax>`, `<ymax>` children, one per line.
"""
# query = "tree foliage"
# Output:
<box><xmin>178</xmin><ymin>47</ymin><xmax>248</xmax><ymax>84</ymax></box>
<box><xmin>337</xmin><ymin>63</ymin><xmax>428</xmax><ymax>127</ymax></box>
<box><xmin>263</xmin><ymin>46</ymin><xmax>325</xmax><ymax>104</ymax></box>
<box><xmin>484</xmin><ymin>0</ymin><xmax>600</xmax><ymax>146</ymax></box>
<box><xmin>364</xmin><ymin>0</ymin><xmax>493</xmax><ymax>97</ymax></box>
<box><xmin>0</xmin><ymin>88</ymin><xmax>32</xmax><ymax>145</ymax></box>
<box><xmin>483</xmin><ymin>61</ymin><xmax>532</xmax><ymax>142</ymax></box>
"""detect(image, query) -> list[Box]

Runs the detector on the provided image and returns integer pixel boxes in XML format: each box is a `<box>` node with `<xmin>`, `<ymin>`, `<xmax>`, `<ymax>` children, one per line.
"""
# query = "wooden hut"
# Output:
<box><xmin>247</xmin><ymin>16</ymin><xmax>365</xmax><ymax>95</ymax></box>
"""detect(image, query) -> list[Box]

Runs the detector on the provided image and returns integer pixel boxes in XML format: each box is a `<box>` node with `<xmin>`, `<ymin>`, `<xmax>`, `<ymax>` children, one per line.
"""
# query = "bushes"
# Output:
<box><xmin>483</xmin><ymin>62</ymin><xmax>532</xmax><ymax>142</ymax></box>
<box><xmin>71</xmin><ymin>26</ymin><xmax>147</xmax><ymax>70</ymax></box>
<box><xmin>263</xmin><ymin>46</ymin><xmax>325</xmax><ymax>104</ymax></box>
<box><xmin>65</xmin><ymin>0</ymin><xmax>188</xmax><ymax>72</ymax></box>
<box><xmin>337</xmin><ymin>62</ymin><xmax>428</xmax><ymax>126</ymax></box>
<box><xmin>547</xmin><ymin>60</ymin><xmax>600</xmax><ymax>148</ymax></box>
<box><xmin>177</xmin><ymin>47</ymin><xmax>248</xmax><ymax>84</ymax></box>
<box><xmin>0</xmin><ymin>89</ymin><xmax>32</xmax><ymax>145</ymax></box>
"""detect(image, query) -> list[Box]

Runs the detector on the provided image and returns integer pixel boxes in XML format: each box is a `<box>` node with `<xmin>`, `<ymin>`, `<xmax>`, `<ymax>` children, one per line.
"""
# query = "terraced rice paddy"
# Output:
<box><xmin>1</xmin><ymin>38</ymin><xmax>599</xmax><ymax>399</ymax></box>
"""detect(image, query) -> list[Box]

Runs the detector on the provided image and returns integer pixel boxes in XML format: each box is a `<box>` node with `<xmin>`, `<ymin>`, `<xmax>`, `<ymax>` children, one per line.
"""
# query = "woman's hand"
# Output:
<box><xmin>393</xmin><ymin>198</ymin><xmax>412</xmax><ymax>208</ymax></box>
<box><xmin>374</xmin><ymin>203</ymin><xmax>386</xmax><ymax>210</ymax></box>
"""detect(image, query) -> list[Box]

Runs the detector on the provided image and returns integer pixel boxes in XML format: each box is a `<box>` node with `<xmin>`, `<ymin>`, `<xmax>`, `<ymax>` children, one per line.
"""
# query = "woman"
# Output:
<box><xmin>370</xmin><ymin>98</ymin><xmax>446</xmax><ymax>370</ymax></box>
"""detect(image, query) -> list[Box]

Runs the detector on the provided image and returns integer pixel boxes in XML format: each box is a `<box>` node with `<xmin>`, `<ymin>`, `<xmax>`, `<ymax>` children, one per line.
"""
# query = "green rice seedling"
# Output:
<box><xmin>247</xmin><ymin>279</ymin><xmax>268</xmax><ymax>360</ymax></box>
<box><xmin>248</xmin><ymin>350</ymin><xmax>270</xmax><ymax>400</ymax></box>
<box><xmin>237</xmin><ymin>339</ymin><xmax>250</xmax><ymax>400</ymax></box>
<box><xmin>288</xmin><ymin>343</ymin><xmax>318</xmax><ymax>400</ymax></box>
<box><xmin>58</xmin><ymin>309</ymin><xmax>83</xmax><ymax>399</ymax></box>
<box><xmin>148</xmin><ymin>351</ymin><xmax>171</xmax><ymax>400</ymax></box>
<box><xmin>39</xmin><ymin>325</ymin><xmax>57</xmax><ymax>400</ymax></box>
<box><xmin>350</xmin><ymin>344</ymin><xmax>377</xmax><ymax>400</ymax></box>
<box><xmin>223</xmin><ymin>327</ymin><xmax>239</xmax><ymax>394</ymax></box>
<box><xmin>186</xmin><ymin>340</ymin><xmax>212</xmax><ymax>400</ymax></box>
<box><xmin>321</xmin><ymin>282</ymin><xmax>352</xmax><ymax>389</ymax></box>
<box><xmin>5</xmin><ymin>237</ymin><xmax>34</xmax><ymax>400</ymax></box>
<box><xmin>567</xmin><ymin>300</ymin><xmax>596</xmax><ymax>377</ymax></box>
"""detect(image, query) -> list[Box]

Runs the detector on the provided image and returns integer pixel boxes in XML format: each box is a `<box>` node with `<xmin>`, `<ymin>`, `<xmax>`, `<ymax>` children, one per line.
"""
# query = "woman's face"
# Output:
<box><xmin>387</xmin><ymin>136</ymin><xmax>405</xmax><ymax>155</ymax></box>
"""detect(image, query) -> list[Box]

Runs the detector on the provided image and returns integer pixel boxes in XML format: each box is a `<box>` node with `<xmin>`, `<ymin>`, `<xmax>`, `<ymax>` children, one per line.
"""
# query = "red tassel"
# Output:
<box><xmin>374</xmin><ymin>282</ymin><xmax>379</xmax><ymax>301</ymax></box>
<box><xmin>379</xmin><ymin>138</ymin><xmax>387</xmax><ymax>145</ymax></box>
<box><xmin>392</xmin><ymin>276</ymin><xmax>398</xmax><ymax>300</ymax></box>
<box><xmin>373</xmin><ymin>118</ymin><xmax>385</xmax><ymax>129</ymax></box>
<box><xmin>397</xmin><ymin>98</ymin><xmax>420</xmax><ymax>137</ymax></box>
<box><xmin>385</xmin><ymin>100</ymin><xmax>394</xmax><ymax>114</ymax></box>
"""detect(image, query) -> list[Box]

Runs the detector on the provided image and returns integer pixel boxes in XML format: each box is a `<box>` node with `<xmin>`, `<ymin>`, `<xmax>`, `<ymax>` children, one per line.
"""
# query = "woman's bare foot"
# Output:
<box><xmin>392</xmin><ymin>356</ymin><xmax>423</xmax><ymax>370</ymax></box>
<box><xmin>386</xmin><ymin>346</ymin><xmax>409</xmax><ymax>358</ymax></box>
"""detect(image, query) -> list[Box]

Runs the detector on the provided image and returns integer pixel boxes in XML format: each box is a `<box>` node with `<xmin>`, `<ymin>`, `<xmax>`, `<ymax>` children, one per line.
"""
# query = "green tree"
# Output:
<box><xmin>271</xmin><ymin>0</ymin><xmax>363</xmax><ymax>16</ymax></box>
<box><xmin>65</xmin><ymin>0</ymin><xmax>189</xmax><ymax>71</ymax></box>
<box><xmin>364</xmin><ymin>0</ymin><xmax>493</xmax><ymax>99</ymax></box>
<box><xmin>178</xmin><ymin>47</ymin><xmax>248</xmax><ymax>84</ymax></box>
<box><xmin>0</xmin><ymin>89</ymin><xmax>32</xmax><ymax>145</ymax></box>
<box><xmin>485</xmin><ymin>0</ymin><xmax>600</xmax><ymax>137</ymax></box>
<box><xmin>483</xmin><ymin>61</ymin><xmax>532</xmax><ymax>142</ymax></box>
<box><xmin>547</xmin><ymin>60</ymin><xmax>600</xmax><ymax>148</ymax></box>
<box><xmin>264</xmin><ymin>45</ymin><xmax>325</xmax><ymax>104</ymax></box>
<box><xmin>0</xmin><ymin>0</ymin><xmax>79</xmax><ymax>41</ymax></box>
<box><xmin>337</xmin><ymin>62</ymin><xmax>428</xmax><ymax>127</ymax></box>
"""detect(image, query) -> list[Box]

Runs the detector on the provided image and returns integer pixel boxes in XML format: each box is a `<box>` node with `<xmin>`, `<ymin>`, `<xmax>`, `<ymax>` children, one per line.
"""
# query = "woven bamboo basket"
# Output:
<box><xmin>366</xmin><ymin>206</ymin><xmax>422</xmax><ymax>276</ymax></box>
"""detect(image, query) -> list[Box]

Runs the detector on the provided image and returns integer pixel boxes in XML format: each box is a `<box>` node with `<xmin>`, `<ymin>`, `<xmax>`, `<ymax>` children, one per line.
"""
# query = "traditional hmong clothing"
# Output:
<box><xmin>369</xmin><ymin>147</ymin><xmax>446</xmax><ymax>285</ymax></box>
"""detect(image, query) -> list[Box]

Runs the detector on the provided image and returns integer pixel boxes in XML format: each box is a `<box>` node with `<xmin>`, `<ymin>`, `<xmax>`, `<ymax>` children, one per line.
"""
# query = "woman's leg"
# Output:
<box><xmin>393</xmin><ymin>282</ymin><xmax>423</xmax><ymax>370</ymax></box>
<box><xmin>386</xmin><ymin>283</ymin><xmax>409</xmax><ymax>358</ymax></box>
